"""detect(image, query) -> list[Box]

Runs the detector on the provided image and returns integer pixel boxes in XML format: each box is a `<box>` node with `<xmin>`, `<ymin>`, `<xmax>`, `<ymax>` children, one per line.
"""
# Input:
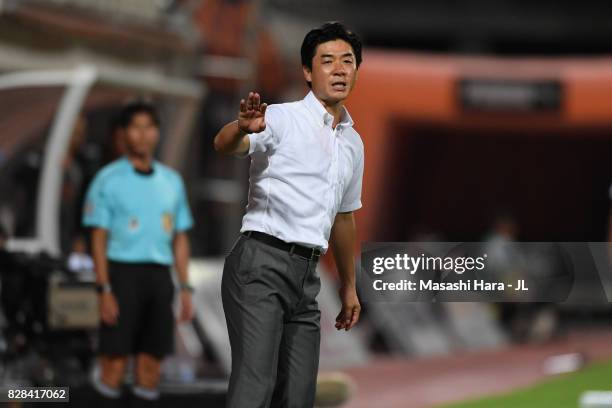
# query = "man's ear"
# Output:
<box><xmin>302</xmin><ymin>65</ymin><xmax>312</xmax><ymax>84</ymax></box>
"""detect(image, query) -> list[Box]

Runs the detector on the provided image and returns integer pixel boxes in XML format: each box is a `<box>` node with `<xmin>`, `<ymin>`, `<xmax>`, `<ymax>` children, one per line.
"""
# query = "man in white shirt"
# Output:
<box><xmin>214</xmin><ymin>22</ymin><xmax>363</xmax><ymax>408</ymax></box>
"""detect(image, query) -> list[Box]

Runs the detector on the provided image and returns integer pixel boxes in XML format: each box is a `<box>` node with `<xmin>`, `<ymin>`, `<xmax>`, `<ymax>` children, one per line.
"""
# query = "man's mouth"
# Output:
<box><xmin>331</xmin><ymin>81</ymin><xmax>347</xmax><ymax>90</ymax></box>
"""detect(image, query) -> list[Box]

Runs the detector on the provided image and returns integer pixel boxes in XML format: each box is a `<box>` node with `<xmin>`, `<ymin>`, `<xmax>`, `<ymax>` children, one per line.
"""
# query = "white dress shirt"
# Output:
<box><xmin>240</xmin><ymin>91</ymin><xmax>364</xmax><ymax>252</ymax></box>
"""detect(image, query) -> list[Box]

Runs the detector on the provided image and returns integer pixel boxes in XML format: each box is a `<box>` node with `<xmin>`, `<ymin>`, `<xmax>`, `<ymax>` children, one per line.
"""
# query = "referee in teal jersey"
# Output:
<box><xmin>82</xmin><ymin>102</ymin><xmax>194</xmax><ymax>407</ymax></box>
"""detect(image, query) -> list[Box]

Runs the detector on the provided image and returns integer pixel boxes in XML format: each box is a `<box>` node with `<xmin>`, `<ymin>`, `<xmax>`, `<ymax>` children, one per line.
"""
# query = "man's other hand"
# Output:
<box><xmin>335</xmin><ymin>285</ymin><xmax>360</xmax><ymax>331</ymax></box>
<box><xmin>178</xmin><ymin>291</ymin><xmax>194</xmax><ymax>323</ymax></box>
<box><xmin>99</xmin><ymin>292</ymin><xmax>119</xmax><ymax>325</ymax></box>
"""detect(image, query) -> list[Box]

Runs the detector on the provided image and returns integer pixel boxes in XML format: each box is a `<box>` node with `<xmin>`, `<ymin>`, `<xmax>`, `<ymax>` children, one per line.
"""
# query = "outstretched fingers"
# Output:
<box><xmin>245</xmin><ymin>92</ymin><xmax>254</xmax><ymax>111</ymax></box>
<box><xmin>252</xmin><ymin>92</ymin><xmax>261</xmax><ymax>112</ymax></box>
<box><xmin>244</xmin><ymin>91</ymin><xmax>266</xmax><ymax>116</ymax></box>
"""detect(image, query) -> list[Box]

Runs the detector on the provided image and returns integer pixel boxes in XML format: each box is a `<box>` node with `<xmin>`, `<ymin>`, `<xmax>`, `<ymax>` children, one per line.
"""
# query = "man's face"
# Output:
<box><xmin>124</xmin><ymin>112</ymin><xmax>159</xmax><ymax>157</ymax></box>
<box><xmin>303</xmin><ymin>39</ymin><xmax>358</xmax><ymax>105</ymax></box>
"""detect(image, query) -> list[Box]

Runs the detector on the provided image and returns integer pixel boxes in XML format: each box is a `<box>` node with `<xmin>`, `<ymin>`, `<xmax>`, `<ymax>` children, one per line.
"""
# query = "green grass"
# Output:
<box><xmin>439</xmin><ymin>360</ymin><xmax>612</xmax><ymax>408</ymax></box>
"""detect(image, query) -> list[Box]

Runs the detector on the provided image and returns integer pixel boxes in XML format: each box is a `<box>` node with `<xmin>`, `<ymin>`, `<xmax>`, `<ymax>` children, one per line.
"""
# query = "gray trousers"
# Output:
<box><xmin>221</xmin><ymin>234</ymin><xmax>322</xmax><ymax>408</ymax></box>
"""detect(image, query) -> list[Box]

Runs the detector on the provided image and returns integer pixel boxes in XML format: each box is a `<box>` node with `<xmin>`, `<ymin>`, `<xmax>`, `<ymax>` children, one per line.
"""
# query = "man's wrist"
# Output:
<box><xmin>179</xmin><ymin>282</ymin><xmax>194</xmax><ymax>293</ymax></box>
<box><xmin>339</xmin><ymin>282</ymin><xmax>356</xmax><ymax>291</ymax></box>
<box><xmin>96</xmin><ymin>282</ymin><xmax>112</xmax><ymax>294</ymax></box>
<box><xmin>339</xmin><ymin>278</ymin><xmax>356</xmax><ymax>288</ymax></box>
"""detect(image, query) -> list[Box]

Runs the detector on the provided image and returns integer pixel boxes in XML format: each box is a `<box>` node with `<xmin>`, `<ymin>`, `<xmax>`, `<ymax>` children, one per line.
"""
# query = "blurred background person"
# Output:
<box><xmin>83</xmin><ymin>102</ymin><xmax>195</xmax><ymax>407</ymax></box>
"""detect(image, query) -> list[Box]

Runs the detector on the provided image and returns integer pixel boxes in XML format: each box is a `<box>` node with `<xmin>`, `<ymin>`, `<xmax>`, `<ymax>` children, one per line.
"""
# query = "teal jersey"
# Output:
<box><xmin>82</xmin><ymin>157</ymin><xmax>194</xmax><ymax>265</ymax></box>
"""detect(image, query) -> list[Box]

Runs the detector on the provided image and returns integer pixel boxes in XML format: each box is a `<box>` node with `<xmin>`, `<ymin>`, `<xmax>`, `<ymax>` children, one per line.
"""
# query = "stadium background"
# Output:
<box><xmin>1</xmin><ymin>1</ymin><xmax>612</xmax><ymax>407</ymax></box>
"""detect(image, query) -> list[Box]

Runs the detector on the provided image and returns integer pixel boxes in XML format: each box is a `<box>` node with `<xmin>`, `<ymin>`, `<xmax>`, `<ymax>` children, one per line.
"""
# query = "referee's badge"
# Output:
<box><xmin>128</xmin><ymin>217</ymin><xmax>140</xmax><ymax>232</ymax></box>
<box><xmin>162</xmin><ymin>212</ymin><xmax>174</xmax><ymax>233</ymax></box>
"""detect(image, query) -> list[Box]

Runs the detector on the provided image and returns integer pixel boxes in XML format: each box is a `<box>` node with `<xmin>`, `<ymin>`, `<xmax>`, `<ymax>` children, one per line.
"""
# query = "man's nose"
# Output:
<box><xmin>332</xmin><ymin>61</ymin><xmax>347</xmax><ymax>75</ymax></box>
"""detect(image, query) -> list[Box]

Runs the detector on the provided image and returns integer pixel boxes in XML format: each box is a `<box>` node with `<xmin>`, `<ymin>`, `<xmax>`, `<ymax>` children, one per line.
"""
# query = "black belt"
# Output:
<box><xmin>243</xmin><ymin>231</ymin><xmax>321</xmax><ymax>260</ymax></box>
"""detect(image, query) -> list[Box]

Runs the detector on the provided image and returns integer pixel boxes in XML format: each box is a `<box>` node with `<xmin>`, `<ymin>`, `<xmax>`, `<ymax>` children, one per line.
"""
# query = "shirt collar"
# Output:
<box><xmin>303</xmin><ymin>91</ymin><xmax>354</xmax><ymax>129</ymax></box>
<box><xmin>122</xmin><ymin>156</ymin><xmax>156</xmax><ymax>175</ymax></box>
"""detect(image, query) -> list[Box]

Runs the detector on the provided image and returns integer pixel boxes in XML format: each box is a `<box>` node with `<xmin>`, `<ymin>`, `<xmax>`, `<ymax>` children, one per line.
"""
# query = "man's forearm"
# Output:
<box><xmin>91</xmin><ymin>228</ymin><xmax>109</xmax><ymax>285</ymax></box>
<box><xmin>330</xmin><ymin>213</ymin><xmax>357</xmax><ymax>288</ymax></box>
<box><xmin>173</xmin><ymin>232</ymin><xmax>191</xmax><ymax>285</ymax></box>
<box><xmin>213</xmin><ymin>120</ymin><xmax>248</xmax><ymax>155</ymax></box>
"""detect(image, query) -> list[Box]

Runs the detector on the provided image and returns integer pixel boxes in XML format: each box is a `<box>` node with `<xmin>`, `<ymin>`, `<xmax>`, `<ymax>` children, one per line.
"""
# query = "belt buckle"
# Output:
<box><xmin>310</xmin><ymin>247</ymin><xmax>319</xmax><ymax>260</ymax></box>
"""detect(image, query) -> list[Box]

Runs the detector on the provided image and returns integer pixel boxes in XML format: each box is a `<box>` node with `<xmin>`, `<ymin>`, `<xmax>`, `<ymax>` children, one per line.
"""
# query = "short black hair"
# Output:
<box><xmin>117</xmin><ymin>101</ymin><xmax>160</xmax><ymax>129</ymax></box>
<box><xmin>301</xmin><ymin>22</ymin><xmax>362</xmax><ymax>87</ymax></box>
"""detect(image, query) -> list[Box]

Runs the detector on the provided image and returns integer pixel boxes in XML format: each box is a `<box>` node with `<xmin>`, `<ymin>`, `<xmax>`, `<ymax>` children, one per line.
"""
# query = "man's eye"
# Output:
<box><xmin>344</xmin><ymin>60</ymin><xmax>353</xmax><ymax>64</ymax></box>
<box><xmin>323</xmin><ymin>60</ymin><xmax>332</xmax><ymax>64</ymax></box>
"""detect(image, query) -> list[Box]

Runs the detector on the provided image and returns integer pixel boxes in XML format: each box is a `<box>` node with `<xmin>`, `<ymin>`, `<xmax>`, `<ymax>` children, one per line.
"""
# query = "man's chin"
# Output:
<box><xmin>324</xmin><ymin>92</ymin><xmax>348</xmax><ymax>104</ymax></box>
<box><xmin>127</xmin><ymin>149</ymin><xmax>152</xmax><ymax>158</ymax></box>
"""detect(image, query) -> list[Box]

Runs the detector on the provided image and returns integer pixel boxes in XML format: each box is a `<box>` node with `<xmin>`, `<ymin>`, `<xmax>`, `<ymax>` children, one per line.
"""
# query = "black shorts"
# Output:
<box><xmin>99</xmin><ymin>261</ymin><xmax>175</xmax><ymax>359</ymax></box>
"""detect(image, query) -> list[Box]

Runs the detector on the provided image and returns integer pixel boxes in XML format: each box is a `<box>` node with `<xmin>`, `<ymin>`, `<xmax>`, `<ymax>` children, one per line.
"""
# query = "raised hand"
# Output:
<box><xmin>238</xmin><ymin>92</ymin><xmax>268</xmax><ymax>134</ymax></box>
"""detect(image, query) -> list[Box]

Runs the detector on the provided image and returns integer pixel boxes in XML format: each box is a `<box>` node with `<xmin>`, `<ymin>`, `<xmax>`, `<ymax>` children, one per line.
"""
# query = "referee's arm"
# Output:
<box><xmin>91</xmin><ymin>227</ymin><xmax>118</xmax><ymax>325</ymax></box>
<box><xmin>173</xmin><ymin>232</ymin><xmax>190</xmax><ymax>286</ymax></box>
<box><xmin>173</xmin><ymin>231</ymin><xmax>193</xmax><ymax>322</ymax></box>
